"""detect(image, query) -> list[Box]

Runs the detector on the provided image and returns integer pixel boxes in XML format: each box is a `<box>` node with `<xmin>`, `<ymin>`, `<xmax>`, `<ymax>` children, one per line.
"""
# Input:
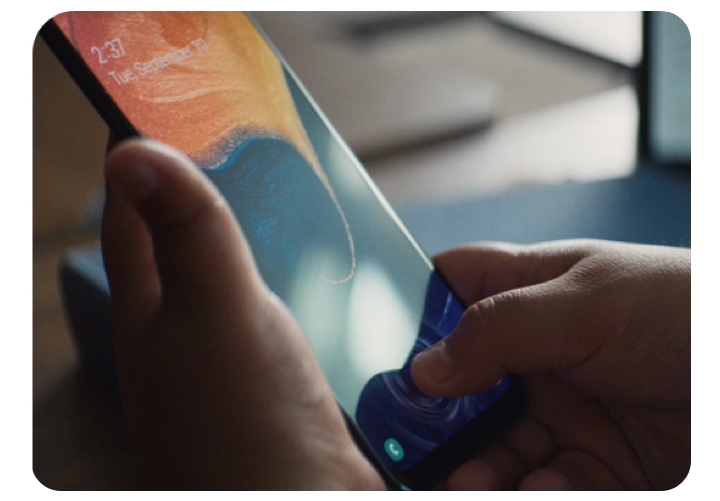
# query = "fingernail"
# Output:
<box><xmin>412</xmin><ymin>342</ymin><xmax>453</xmax><ymax>383</ymax></box>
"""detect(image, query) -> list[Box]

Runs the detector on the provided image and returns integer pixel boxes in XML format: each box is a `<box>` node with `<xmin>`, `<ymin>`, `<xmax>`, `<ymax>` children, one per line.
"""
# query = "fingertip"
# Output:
<box><xmin>518</xmin><ymin>469</ymin><xmax>573</xmax><ymax>490</ymax></box>
<box><xmin>106</xmin><ymin>139</ymin><xmax>157</xmax><ymax>202</ymax></box>
<box><xmin>412</xmin><ymin>299</ymin><xmax>514</xmax><ymax>399</ymax></box>
<box><xmin>105</xmin><ymin>139</ymin><xmax>197</xmax><ymax>202</ymax></box>
<box><xmin>410</xmin><ymin>342</ymin><xmax>452</xmax><ymax>389</ymax></box>
<box><xmin>107</xmin><ymin>151</ymin><xmax>159</xmax><ymax>202</ymax></box>
<box><xmin>105</xmin><ymin>138</ymin><xmax>233</xmax><ymax>238</ymax></box>
<box><xmin>104</xmin><ymin>138</ymin><xmax>267</xmax><ymax>313</ymax></box>
<box><xmin>410</xmin><ymin>346</ymin><xmax>502</xmax><ymax>400</ymax></box>
<box><xmin>444</xmin><ymin>460</ymin><xmax>500</xmax><ymax>490</ymax></box>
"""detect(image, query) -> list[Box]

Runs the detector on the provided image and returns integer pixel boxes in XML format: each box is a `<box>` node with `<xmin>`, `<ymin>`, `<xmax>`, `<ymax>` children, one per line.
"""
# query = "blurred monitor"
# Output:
<box><xmin>639</xmin><ymin>11</ymin><xmax>691</xmax><ymax>169</ymax></box>
<box><xmin>492</xmin><ymin>11</ymin><xmax>690</xmax><ymax>171</ymax></box>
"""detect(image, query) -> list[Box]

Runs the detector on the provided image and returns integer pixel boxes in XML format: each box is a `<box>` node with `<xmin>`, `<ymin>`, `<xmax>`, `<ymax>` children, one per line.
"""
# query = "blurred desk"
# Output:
<box><xmin>396</xmin><ymin>166</ymin><xmax>690</xmax><ymax>257</ymax></box>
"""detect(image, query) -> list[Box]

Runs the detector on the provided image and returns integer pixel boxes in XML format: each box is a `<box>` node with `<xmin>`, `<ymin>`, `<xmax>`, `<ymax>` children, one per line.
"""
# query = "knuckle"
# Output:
<box><xmin>464</xmin><ymin>292</ymin><xmax>506</xmax><ymax>334</ymax></box>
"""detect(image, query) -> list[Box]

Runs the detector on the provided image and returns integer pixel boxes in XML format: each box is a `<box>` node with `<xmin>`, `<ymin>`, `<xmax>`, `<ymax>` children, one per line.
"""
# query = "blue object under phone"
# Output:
<box><xmin>356</xmin><ymin>272</ymin><xmax>510</xmax><ymax>472</ymax></box>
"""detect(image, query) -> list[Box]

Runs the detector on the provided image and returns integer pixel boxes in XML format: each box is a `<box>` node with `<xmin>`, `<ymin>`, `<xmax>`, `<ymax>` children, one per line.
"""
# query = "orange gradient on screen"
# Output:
<box><xmin>54</xmin><ymin>12</ymin><xmax>318</xmax><ymax>171</ymax></box>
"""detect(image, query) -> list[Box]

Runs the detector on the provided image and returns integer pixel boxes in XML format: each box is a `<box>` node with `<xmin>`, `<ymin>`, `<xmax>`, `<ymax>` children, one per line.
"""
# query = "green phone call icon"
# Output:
<box><xmin>384</xmin><ymin>438</ymin><xmax>404</xmax><ymax>462</ymax></box>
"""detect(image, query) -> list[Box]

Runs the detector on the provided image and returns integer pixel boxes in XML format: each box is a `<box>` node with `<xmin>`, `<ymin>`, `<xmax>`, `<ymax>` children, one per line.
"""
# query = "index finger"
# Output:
<box><xmin>433</xmin><ymin>241</ymin><xmax>592</xmax><ymax>306</ymax></box>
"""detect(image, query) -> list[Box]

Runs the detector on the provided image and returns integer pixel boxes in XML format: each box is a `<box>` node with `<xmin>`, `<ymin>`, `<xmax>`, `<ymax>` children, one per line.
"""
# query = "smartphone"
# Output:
<box><xmin>40</xmin><ymin>13</ymin><xmax>523</xmax><ymax>490</ymax></box>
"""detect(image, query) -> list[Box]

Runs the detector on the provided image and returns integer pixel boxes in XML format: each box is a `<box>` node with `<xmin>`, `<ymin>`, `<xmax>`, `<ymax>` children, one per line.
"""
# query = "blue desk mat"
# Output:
<box><xmin>395</xmin><ymin>167</ymin><xmax>690</xmax><ymax>257</ymax></box>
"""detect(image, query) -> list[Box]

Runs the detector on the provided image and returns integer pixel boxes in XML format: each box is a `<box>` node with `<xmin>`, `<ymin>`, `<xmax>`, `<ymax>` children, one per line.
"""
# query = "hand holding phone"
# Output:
<box><xmin>42</xmin><ymin>13</ymin><xmax>524</xmax><ymax>489</ymax></box>
<box><xmin>102</xmin><ymin>139</ymin><xmax>386</xmax><ymax>489</ymax></box>
<box><xmin>412</xmin><ymin>241</ymin><xmax>690</xmax><ymax>490</ymax></box>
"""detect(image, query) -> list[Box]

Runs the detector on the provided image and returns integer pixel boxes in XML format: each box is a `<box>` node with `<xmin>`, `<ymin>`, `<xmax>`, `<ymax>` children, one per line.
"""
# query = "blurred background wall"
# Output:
<box><xmin>253</xmin><ymin>12</ymin><xmax>642</xmax><ymax>205</ymax></box>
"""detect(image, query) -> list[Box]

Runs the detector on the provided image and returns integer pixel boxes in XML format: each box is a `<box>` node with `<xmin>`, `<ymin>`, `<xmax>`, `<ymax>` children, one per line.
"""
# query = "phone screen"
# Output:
<box><xmin>47</xmin><ymin>12</ymin><xmax>518</xmax><ymax>486</ymax></box>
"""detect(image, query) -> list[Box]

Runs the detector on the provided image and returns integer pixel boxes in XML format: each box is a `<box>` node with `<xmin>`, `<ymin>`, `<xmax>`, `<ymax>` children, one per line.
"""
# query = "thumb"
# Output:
<box><xmin>104</xmin><ymin>138</ymin><xmax>268</xmax><ymax>315</ymax></box>
<box><xmin>102</xmin><ymin>139</ymin><xmax>378</xmax><ymax>488</ymax></box>
<box><xmin>411</xmin><ymin>252</ymin><xmax>608</xmax><ymax>398</ymax></box>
